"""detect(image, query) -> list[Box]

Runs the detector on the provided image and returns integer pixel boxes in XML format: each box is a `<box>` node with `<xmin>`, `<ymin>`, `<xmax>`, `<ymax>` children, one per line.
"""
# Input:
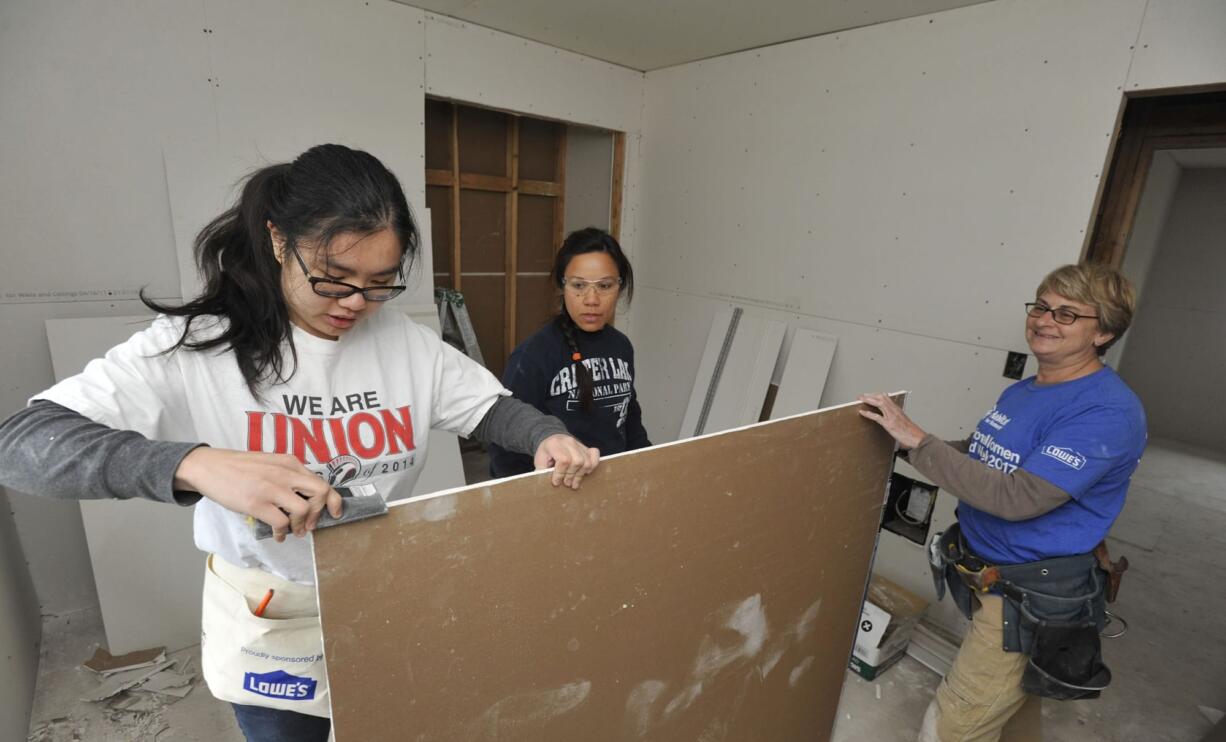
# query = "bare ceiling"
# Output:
<box><xmin>401</xmin><ymin>0</ymin><xmax>993</xmax><ymax>72</ymax></box>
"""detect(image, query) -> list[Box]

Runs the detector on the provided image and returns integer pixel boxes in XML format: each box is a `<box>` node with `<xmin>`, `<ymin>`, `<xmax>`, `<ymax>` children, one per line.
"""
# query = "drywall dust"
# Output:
<box><xmin>624</xmin><ymin>593</ymin><xmax>823</xmax><ymax>738</ymax></box>
<box><xmin>468</xmin><ymin>680</ymin><xmax>592</xmax><ymax>740</ymax></box>
<box><xmin>421</xmin><ymin>495</ymin><xmax>458</xmax><ymax>522</ymax></box>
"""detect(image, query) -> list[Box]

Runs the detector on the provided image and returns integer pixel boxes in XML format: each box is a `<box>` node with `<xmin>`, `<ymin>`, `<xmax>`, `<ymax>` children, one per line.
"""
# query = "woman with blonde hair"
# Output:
<box><xmin>860</xmin><ymin>263</ymin><xmax>1146</xmax><ymax>741</ymax></box>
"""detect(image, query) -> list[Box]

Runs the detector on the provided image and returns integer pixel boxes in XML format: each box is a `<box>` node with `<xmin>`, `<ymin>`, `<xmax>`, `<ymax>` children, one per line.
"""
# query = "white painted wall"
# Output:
<box><xmin>1118</xmin><ymin>168</ymin><xmax>1226</xmax><ymax>452</ymax></box>
<box><xmin>0</xmin><ymin>491</ymin><xmax>40</xmax><ymax>742</ymax></box>
<box><xmin>634</xmin><ymin>0</ymin><xmax>1226</xmax><ymax>629</ymax></box>
<box><xmin>0</xmin><ymin>0</ymin><xmax>644</xmax><ymax>727</ymax></box>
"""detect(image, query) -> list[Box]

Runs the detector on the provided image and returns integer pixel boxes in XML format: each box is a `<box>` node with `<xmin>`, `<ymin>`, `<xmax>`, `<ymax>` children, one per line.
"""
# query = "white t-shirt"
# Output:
<box><xmin>36</xmin><ymin>310</ymin><xmax>507</xmax><ymax>584</ymax></box>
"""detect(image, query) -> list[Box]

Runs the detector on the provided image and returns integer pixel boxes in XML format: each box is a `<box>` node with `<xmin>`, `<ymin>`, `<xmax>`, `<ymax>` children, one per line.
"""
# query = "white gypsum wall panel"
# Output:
<box><xmin>165</xmin><ymin>0</ymin><xmax>428</xmax><ymax>301</ymax></box>
<box><xmin>1127</xmin><ymin>0</ymin><xmax>1226</xmax><ymax>92</ymax></box>
<box><xmin>679</xmin><ymin>309</ymin><xmax>785</xmax><ymax>437</ymax></box>
<box><xmin>422</xmin><ymin>14</ymin><xmax>644</xmax><ymax>134</ymax></box>
<box><xmin>45</xmin><ymin>316</ymin><xmax>202</xmax><ymax>655</ymax></box>
<box><xmin>0</xmin><ymin>0</ymin><xmax>192</xmax><ymax>302</ymax></box>
<box><xmin>1117</xmin><ymin>169</ymin><xmax>1226</xmax><ymax>452</ymax></box>
<box><xmin>0</xmin><ymin>489</ymin><xmax>40</xmax><ymax>742</ymax></box>
<box><xmin>0</xmin><ymin>300</ymin><xmax>155</xmax><ymax>619</ymax></box>
<box><xmin>638</xmin><ymin>0</ymin><xmax>1146</xmax><ymax>350</ymax></box>
<box><xmin>769</xmin><ymin>329</ymin><xmax>838</xmax><ymax>419</ymax></box>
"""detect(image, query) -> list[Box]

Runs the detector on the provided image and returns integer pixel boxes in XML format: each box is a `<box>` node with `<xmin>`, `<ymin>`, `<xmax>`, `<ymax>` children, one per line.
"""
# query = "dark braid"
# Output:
<box><xmin>549</xmin><ymin>227</ymin><xmax>635</xmax><ymax>414</ymax></box>
<box><xmin>556</xmin><ymin>311</ymin><xmax>596</xmax><ymax>412</ymax></box>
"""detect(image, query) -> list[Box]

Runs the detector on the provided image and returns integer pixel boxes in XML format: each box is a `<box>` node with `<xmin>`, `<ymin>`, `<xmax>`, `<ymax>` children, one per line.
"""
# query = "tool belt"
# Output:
<box><xmin>929</xmin><ymin>522</ymin><xmax>1123</xmax><ymax>701</ymax></box>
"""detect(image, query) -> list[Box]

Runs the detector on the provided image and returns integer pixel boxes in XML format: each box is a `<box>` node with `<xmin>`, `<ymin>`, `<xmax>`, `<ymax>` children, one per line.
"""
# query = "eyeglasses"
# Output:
<box><xmin>1025</xmin><ymin>302</ymin><xmax>1099</xmax><ymax>325</ymax></box>
<box><xmin>563</xmin><ymin>276</ymin><xmax>623</xmax><ymax>296</ymax></box>
<box><xmin>289</xmin><ymin>244</ymin><xmax>405</xmax><ymax>302</ymax></box>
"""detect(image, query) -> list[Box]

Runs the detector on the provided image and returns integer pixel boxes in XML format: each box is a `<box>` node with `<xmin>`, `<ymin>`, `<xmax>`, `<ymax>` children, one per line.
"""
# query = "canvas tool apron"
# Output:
<box><xmin>201</xmin><ymin>554</ymin><xmax>331</xmax><ymax>718</ymax></box>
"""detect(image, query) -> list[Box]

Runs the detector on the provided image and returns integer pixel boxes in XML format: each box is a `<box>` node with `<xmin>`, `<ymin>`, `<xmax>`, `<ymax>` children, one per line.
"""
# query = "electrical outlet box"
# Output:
<box><xmin>1003</xmin><ymin>351</ymin><xmax>1027</xmax><ymax>380</ymax></box>
<box><xmin>880</xmin><ymin>471</ymin><xmax>938</xmax><ymax>545</ymax></box>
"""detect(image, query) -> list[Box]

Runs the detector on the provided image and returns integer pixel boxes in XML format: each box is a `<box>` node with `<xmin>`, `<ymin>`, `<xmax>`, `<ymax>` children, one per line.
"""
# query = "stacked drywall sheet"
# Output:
<box><xmin>314</xmin><ymin>398</ymin><xmax>899</xmax><ymax>741</ymax></box>
<box><xmin>678</xmin><ymin>308</ymin><xmax>786</xmax><ymax>437</ymax></box>
<box><xmin>770</xmin><ymin>329</ymin><xmax>839</xmax><ymax>420</ymax></box>
<box><xmin>45</xmin><ymin>316</ymin><xmax>200</xmax><ymax>655</ymax></box>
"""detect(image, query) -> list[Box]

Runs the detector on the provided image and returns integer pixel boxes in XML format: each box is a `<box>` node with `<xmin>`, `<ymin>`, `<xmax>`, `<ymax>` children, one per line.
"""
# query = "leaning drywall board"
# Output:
<box><xmin>678</xmin><ymin>308</ymin><xmax>787</xmax><ymax>438</ymax></box>
<box><xmin>314</xmin><ymin>397</ymin><xmax>899</xmax><ymax>741</ymax></box>
<box><xmin>45</xmin><ymin>316</ymin><xmax>202</xmax><ymax>654</ymax></box>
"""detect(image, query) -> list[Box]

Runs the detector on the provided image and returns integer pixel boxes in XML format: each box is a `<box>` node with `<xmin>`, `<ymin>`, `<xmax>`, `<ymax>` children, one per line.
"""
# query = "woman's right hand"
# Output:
<box><xmin>174</xmin><ymin>448</ymin><xmax>342</xmax><ymax>542</ymax></box>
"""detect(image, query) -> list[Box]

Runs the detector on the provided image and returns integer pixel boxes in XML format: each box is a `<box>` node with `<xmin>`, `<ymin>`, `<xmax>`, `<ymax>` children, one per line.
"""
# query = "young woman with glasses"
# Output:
<box><xmin>489</xmin><ymin>227</ymin><xmax>651</xmax><ymax>478</ymax></box>
<box><xmin>858</xmin><ymin>263</ymin><xmax>1146</xmax><ymax>740</ymax></box>
<box><xmin>0</xmin><ymin>144</ymin><xmax>599</xmax><ymax>742</ymax></box>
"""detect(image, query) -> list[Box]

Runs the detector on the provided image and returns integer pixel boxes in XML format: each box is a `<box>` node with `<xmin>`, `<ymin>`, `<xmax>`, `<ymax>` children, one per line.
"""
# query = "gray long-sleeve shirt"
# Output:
<box><xmin>905</xmin><ymin>434</ymin><xmax>1070</xmax><ymax>521</ymax></box>
<box><xmin>0</xmin><ymin>397</ymin><xmax>565</xmax><ymax>505</ymax></box>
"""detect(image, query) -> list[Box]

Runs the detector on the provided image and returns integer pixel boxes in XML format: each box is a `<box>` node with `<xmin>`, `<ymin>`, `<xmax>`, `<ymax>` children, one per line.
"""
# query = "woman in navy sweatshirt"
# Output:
<box><xmin>490</xmin><ymin>228</ymin><xmax>651</xmax><ymax>477</ymax></box>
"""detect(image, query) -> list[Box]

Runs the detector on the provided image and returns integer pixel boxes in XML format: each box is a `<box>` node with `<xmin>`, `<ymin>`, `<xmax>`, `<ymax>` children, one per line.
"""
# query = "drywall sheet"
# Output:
<box><xmin>770</xmin><ymin>330</ymin><xmax>838</xmax><ymax>420</ymax></box>
<box><xmin>1126</xmin><ymin>0</ymin><xmax>1226</xmax><ymax>92</ymax></box>
<box><xmin>678</xmin><ymin>308</ymin><xmax>786</xmax><ymax>438</ymax></box>
<box><xmin>314</xmin><ymin>399</ymin><xmax>898</xmax><ymax>741</ymax></box>
<box><xmin>45</xmin><ymin>316</ymin><xmax>202</xmax><ymax>654</ymax></box>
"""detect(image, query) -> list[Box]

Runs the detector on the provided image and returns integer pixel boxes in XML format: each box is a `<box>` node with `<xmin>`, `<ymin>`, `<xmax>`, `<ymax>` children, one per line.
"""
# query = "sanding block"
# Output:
<box><xmin>253</xmin><ymin>484</ymin><xmax>388</xmax><ymax>540</ymax></box>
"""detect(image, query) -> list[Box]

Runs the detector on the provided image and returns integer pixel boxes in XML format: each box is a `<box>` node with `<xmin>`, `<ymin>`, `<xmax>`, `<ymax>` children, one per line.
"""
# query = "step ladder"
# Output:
<box><xmin>434</xmin><ymin>287</ymin><xmax>486</xmax><ymax>367</ymax></box>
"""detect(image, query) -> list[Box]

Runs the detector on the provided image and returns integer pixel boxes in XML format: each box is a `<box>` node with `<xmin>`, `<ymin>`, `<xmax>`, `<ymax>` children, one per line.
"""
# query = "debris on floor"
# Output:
<box><xmin>71</xmin><ymin>644</ymin><xmax>199</xmax><ymax>736</ymax></box>
<box><xmin>82</xmin><ymin>645</ymin><xmax>167</xmax><ymax>676</ymax></box>
<box><xmin>27</xmin><ymin>716</ymin><xmax>87</xmax><ymax>742</ymax></box>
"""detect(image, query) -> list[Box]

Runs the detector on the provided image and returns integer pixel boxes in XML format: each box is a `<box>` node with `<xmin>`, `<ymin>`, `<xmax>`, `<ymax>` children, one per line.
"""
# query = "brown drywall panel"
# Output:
<box><xmin>519</xmin><ymin>117</ymin><xmax>562</xmax><ymax>181</ymax></box>
<box><xmin>459</xmin><ymin>273</ymin><xmax>506</xmax><ymax>378</ymax></box>
<box><xmin>515</xmin><ymin>274</ymin><xmax>556</xmax><ymax>344</ymax></box>
<box><xmin>425</xmin><ymin>185</ymin><xmax>452</xmax><ymax>284</ymax></box>
<box><xmin>315</xmin><ymin>400</ymin><xmax>898</xmax><ymax>741</ymax></box>
<box><xmin>424</xmin><ymin>99</ymin><xmax>453</xmax><ymax>171</ymax></box>
<box><xmin>459</xmin><ymin>189</ymin><xmax>507</xmax><ymax>273</ymax></box>
<box><xmin>517</xmin><ymin>193</ymin><xmax>557</xmax><ymax>273</ymax></box>
<box><xmin>457</xmin><ymin>105</ymin><xmax>509</xmax><ymax>177</ymax></box>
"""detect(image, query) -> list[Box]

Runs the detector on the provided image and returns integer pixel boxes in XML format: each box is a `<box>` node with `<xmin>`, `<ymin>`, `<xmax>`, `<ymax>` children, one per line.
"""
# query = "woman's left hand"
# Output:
<box><xmin>534</xmin><ymin>434</ymin><xmax>600</xmax><ymax>489</ymax></box>
<box><xmin>857</xmin><ymin>393</ymin><xmax>927</xmax><ymax>450</ymax></box>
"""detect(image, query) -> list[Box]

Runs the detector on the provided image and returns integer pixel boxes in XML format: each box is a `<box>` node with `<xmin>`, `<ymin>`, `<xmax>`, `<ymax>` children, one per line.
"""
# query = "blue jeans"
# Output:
<box><xmin>231</xmin><ymin>703</ymin><xmax>331</xmax><ymax>742</ymax></box>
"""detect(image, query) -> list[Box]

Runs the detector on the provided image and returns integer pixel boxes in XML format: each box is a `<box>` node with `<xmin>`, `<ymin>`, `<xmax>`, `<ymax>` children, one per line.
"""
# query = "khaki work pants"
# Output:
<box><xmin>919</xmin><ymin>593</ymin><xmax>1041</xmax><ymax>742</ymax></box>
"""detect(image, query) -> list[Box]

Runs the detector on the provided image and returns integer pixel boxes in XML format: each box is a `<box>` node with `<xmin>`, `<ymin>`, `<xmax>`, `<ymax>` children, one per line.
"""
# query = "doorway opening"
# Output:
<box><xmin>424</xmin><ymin>97</ymin><xmax>626</xmax><ymax>380</ymax></box>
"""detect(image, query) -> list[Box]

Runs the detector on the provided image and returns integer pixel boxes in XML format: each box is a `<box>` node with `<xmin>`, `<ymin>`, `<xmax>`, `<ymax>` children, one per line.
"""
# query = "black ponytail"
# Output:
<box><xmin>549</xmin><ymin>227</ymin><xmax>634</xmax><ymax>413</ymax></box>
<box><xmin>141</xmin><ymin>144</ymin><xmax>419</xmax><ymax>397</ymax></box>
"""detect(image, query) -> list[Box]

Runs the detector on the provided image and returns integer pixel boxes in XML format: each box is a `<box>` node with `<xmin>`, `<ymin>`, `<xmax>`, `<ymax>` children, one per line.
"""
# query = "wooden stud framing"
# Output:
<box><xmin>1086</xmin><ymin>91</ymin><xmax>1226</xmax><ymax>267</ymax></box>
<box><xmin>610</xmin><ymin>131</ymin><xmax>626</xmax><ymax>241</ymax></box>
<box><xmin>449</xmin><ymin>102</ymin><xmax>462</xmax><ymax>291</ymax></box>
<box><xmin>428</xmin><ymin>97</ymin><xmax>600</xmax><ymax>368</ymax></box>
<box><xmin>553</xmin><ymin>127</ymin><xmax>568</xmax><ymax>254</ymax></box>
<box><xmin>506</xmin><ymin>117</ymin><xmax>520</xmax><ymax>354</ymax></box>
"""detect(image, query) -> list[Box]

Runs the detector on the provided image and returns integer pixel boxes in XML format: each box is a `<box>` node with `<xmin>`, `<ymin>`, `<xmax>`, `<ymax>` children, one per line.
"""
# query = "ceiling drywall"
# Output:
<box><xmin>401</xmin><ymin>0</ymin><xmax>993</xmax><ymax>71</ymax></box>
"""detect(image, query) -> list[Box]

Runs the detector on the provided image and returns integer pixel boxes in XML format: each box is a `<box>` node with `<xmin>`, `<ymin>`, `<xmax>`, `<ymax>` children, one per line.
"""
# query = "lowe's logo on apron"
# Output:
<box><xmin>243</xmin><ymin>670</ymin><xmax>318</xmax><ymax>701</ymax></box>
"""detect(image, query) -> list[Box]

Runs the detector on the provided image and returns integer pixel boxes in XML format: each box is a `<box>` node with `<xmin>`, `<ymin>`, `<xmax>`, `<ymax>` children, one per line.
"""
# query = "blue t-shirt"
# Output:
<box><xmin>959</xmin><ymin>367</ymin><xmax>1147</xmax><ymax>565</ymax></box>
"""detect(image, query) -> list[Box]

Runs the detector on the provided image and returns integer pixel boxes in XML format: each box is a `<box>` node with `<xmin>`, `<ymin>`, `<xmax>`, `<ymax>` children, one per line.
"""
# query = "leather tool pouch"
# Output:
<box><xmin>1002</xmin><ymin>560</ymin><xmax>1111</xmax><ymax>700</ymax></box>
<box><xmin>1021</xmin><ymin>617</ymin><xmax>1111</xmax><ymax>700</ymax></box>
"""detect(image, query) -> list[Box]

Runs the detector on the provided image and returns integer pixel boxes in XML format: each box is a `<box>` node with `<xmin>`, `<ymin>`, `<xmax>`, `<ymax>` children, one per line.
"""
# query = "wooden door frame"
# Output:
<box><xmin>1085</xmin><ymin>88</ymin><xmax>1226</xmax><ymax>267</ymax></box>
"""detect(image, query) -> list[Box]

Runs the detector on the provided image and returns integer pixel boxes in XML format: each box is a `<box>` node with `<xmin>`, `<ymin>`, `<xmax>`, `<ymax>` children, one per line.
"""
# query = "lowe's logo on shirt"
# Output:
<box><xmin>1041</xmin><ymin>445</ymin><xmax>1087</xmax><ymax>470</ymax></box>
<box><xmin>243</xmin><ymin>670</ymin><xmax>317</xmax><ymax>701</ymax></box>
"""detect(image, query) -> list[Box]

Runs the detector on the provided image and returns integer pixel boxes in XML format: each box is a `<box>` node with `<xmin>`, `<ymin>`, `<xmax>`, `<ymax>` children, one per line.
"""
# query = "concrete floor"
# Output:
<box><xmin>26</xmin><ymin>438</ymin><xmax>1226</xmax><ymax>740</ymax></box>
